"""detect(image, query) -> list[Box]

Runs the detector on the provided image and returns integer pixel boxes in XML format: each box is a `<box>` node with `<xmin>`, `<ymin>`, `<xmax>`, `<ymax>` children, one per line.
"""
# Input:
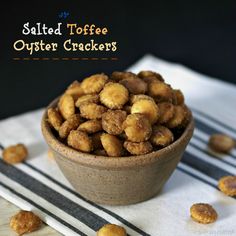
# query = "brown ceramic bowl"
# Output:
<box><xmin>42</xmin><ymin>98</ymin><xmax>194</xmax><ymax>205</ymax></box>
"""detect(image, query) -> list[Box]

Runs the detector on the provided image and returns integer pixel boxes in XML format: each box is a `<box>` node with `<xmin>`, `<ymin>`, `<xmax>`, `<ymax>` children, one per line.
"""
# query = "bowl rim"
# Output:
<box><xmin>41</xmin><ymin>97</ymin><xmax>194</xmax><ymax>169</ymax></box>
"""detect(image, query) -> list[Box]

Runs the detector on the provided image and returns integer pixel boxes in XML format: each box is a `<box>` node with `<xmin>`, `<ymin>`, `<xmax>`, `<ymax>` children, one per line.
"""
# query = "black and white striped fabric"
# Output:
<box><xmin>0</xmin><ymin>55</ymin><xmax>236</xmax><ymax>236</ymax></box>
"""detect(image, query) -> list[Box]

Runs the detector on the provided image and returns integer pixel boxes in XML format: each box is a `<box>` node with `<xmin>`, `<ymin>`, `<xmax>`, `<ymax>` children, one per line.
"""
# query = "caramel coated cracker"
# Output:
<box><xmin>190</xmin><ymin>203</ymin><xmax>217</xmax><ymax>224</ymax></box>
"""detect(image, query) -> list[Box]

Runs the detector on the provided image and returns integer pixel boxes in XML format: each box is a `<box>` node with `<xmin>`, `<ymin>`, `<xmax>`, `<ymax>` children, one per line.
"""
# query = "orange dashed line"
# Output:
<box><xmin>13</xmin><ymin>57</ymin><xmax>118</xmax><ymax>61</ymax></box>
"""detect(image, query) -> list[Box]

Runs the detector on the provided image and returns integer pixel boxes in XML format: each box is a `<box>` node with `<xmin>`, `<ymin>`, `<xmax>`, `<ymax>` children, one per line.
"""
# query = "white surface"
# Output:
<box><xmin>0</xmin><ymin>55</ymin><xmax>236</xmax><ymax>236</ymax></box>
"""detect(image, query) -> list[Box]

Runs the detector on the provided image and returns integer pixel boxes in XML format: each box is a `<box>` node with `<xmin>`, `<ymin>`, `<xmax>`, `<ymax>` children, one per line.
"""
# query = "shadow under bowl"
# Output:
<box><xmin>41</xmin><ymin>98</ymin><xmax>194</xmax><ymax>205</ymax></box>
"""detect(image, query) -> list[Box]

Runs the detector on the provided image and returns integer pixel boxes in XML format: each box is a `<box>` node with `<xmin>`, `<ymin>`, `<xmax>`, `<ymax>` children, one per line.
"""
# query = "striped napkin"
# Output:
<box><xmin>0</xmin><ymin>55</ymin><xmax>236</xmax><ymax>236</ymax></box>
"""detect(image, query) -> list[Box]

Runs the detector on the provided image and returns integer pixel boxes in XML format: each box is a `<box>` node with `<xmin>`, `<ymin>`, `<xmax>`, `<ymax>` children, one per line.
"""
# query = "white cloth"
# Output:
<box><xmin>0</xmin><ymin>55</ymin><xmax>236</xmax><ymax>236</ymax></box>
